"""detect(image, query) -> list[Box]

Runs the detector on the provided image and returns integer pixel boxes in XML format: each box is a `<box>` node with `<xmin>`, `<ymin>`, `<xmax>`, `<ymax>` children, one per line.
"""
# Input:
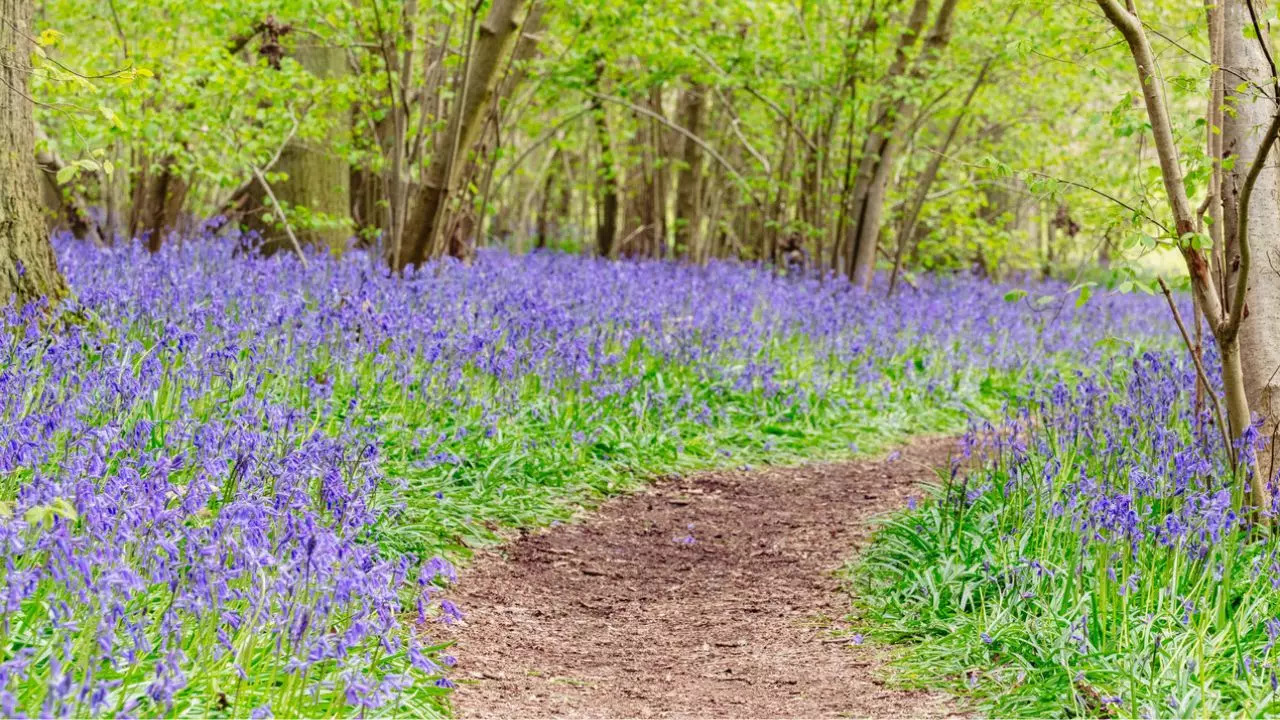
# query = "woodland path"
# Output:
<box><xmin>441</xmin><ymin>437</ymin><xmax>965</xmax><ymax>719</ymax></box>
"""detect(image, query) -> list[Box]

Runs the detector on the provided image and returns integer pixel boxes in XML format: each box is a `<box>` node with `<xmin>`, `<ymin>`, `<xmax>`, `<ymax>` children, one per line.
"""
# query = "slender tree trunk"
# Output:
<box><xmin>1222</xmin><ymin>0</ymin><xmax>1280</xmax><ymax>482</ymax></box>
<box><xmin>621</xmin><ymin>109</ymin><xmax>655</xmax><ymax>258</ymax></box>
<box><xmin>648</xmin><ymin>85</ymin><xmax>670</xmax><ymax>259</ymax></box>
<box><xmin>535</xmin><ymin>149</ymin><xmax>558</xmax><ymax>249</ymax></box>
<box><xmin>767</xmin><ymin>123</ymin><xmax>795</xmax><ymax>264</ymax></box>
<box><xmin>384</xmin><ymin>0</ymin><xmax>418</xmax><ymax>259</ymax></box>
<box><xmin>848</xmin><ymin>0</ymin><xmax>959</xmax><ymax>290</ymax></box>
<box><xmin>0</xmin><ymin>0</ymin><xmax>66</xmax><ymax>303</ymax></box>
<box><xmin>590</xmin><ymin>58</ymin><xmax>618</xmax><ymax>258</ymax></box>
<box><xmin>702</xmin><ymin>175</ymin><xmax>725</xmax><ymax>265</ymax></box>
<box><xmin>674</xmin><ymin>83</ymin><xmax>705</xmax><ymax>260</ymax></box>
<box><xmin>889</xmin><ymin>58</ymin><xmax>992</xmax><ymax>295</ymax></box>
<box><xmin>399</xmin><ymin>0</ymin><xmax>528</xmax><ymax>269</ymax></box>
<box><xmin>1222</xmin><ymin>339</ymin><xmax>1270</xmax><ymax>510</ymax></box>
<box><xmin>1096</xmin><ymin>0</ymin><xmax>1272</xmax><ymax>513</ymax></box>
<box><xmin>842</xmin><ymin>0</ymin><xmax>931</xmax><ymax>283</ymax></box>
<box><xmin>1207</xmin><ymin>0</ymin><xmax>1227</xmax><ymax>305</ymax></box>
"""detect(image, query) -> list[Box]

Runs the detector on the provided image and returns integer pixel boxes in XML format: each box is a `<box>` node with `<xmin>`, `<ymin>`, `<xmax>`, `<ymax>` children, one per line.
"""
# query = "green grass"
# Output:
<box><xmin>843</xmin><ymin>353</ymin><xmax>1280</xmax><ymax>718</ymax></box>
<box><xmin>363</xmin><ymin>337</ymin><xmax>1028</xmax><ymax>561</ymax></box>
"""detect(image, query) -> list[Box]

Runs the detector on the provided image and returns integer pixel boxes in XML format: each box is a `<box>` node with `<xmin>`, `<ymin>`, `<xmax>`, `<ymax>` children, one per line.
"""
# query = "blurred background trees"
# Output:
<box><xmin>27</xmin><ymin>0</ymin><xmax>1205</xmax><ymax>279</ymax></box>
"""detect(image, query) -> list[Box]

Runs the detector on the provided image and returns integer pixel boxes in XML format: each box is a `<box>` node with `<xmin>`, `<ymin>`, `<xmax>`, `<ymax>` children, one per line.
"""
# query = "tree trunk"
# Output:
<box><xmin>130</xmin><ymin>154</ymin><xmax>188</xmax><ymax>251</ymax></box>
<box><xmin>889</xmin><ymin>57</ymin><xmax>992</xmax><ymax>295</ymax></box>
<box><xmin>842</xmin><ymin>0</ymin><xmax>931</xmax><ymax>285</ymax></box>
<box><xmin>535</xmin><ymin>149</ymin><xmax>558</xmax><ymax>249</ymax></box>
<box><xmin>674</xmin><ymin>84</ymin><xmax>705</xmax><ymax>260</ymax></box>
<box><xmin>648</xmin><ymin>85</ymin><xmax>670</xmax><ymax>259</ymax></box>
<box><xmin>0</xmin><ymin>0</ymin><xmax>66</xmax><ymax>304</ymax></box>
<box><xmin>621</xmin><ymin>109</ymin><xmax>656</xmax><ymax>259</ymax></box>
<box><xmin>1095</xmin><ymin>0</ymin><xmax>1271</xmax><ymax>513</ymax></box>
<box><xmin>398</xmin><ymin>0</ymin><xmax>528</xmax><ymax>269</ymax></box>
<box><xmin>244</xmin><ymin>44</ymin><xmax>352</xmax><ymax>254</ymax></box>
<box><xmin>767</xmin><ymin>122</ymin><xmax>795</xmax><ymax>264</ymax></box>
<box><xmin>1222</xmin><ymin>0</ymin><xmax>1280</xmax><ymax>482</ymax></box>
<box><xmin>847</xmin><ymin>0</ymin><xmax>959</xmax><ymax>290</ymax></box>
<box><xmin>591</xmin><ymin>57</ymin><xmax>618</xmax><ymax>258</ymax></box>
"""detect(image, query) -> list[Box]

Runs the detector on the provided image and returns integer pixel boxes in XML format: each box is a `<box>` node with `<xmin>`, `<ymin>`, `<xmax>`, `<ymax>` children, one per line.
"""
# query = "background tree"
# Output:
<box><xmin>23</xmin><ymin>0</ymin><xmax>1232</xmax><ymax>289</ymax></box>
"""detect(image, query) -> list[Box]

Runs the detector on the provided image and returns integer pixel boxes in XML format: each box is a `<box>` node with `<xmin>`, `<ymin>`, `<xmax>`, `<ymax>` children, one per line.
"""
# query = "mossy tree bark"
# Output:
<box><xmin>244</xmin><ymin>43</ymin><xmax>352</xmax><ymax>254</ymax></box>
<box><xmin>0</xmin><ymin>0</ymin><xmax>66</xmax><ymax>305</ymax></box>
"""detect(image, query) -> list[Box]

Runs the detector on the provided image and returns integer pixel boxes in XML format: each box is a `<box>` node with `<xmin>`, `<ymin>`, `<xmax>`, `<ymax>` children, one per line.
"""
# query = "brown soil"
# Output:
<box><xmin>441</xmin><ymin>437</ymin><xmax>965</xmax><ymax>719</ymax></box>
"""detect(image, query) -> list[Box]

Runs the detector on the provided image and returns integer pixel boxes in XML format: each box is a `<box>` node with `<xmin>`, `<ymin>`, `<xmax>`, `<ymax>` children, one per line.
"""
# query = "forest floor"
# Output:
<box><xmin>441</xmin><ymin>436</ymin><xmax>967</xmax><ymax>719</ymax></box>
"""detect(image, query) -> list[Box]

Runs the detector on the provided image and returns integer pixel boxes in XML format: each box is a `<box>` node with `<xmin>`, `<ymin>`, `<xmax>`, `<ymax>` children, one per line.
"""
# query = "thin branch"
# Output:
<box><xmin>1023</xmin><ymin>168</ymin><xmax>1171</xmax><ymax>234</ymax></box>
<box><xmin>212</xmin><ymin>108</ymin><xmax>301</xmax><ymax>221</ymax></box>
<box><xmin>583</xmin><ymin>89</ymin><xmax>764</xmax><ymax>208</ymax></box>
<box><xmin>708</xmin><ymin>85</ymin><xmax>772</xmax><ymax>173</ymax></box>
<box><xmin>680</xmin><ymin>41</ymin><xmax>819</xmax><ymax>153</ymax></box>
<box><xmin>491</xmin><ymin>104</ymin><xmax>593</xmax><ymax>199</ymax></box>
<box><xmin>106</xmin><ymin>0</ymin><xmax>130</xmax><ymax>58</ymax></box>
<box><xmin>1245</xmin><ymin>0</ymin><xmax>1280</xmax><ymax>103</ymax></box>
<box><xmin>251</xmin><ymin>166</ymin><xmax>309</xmax><ymax>268</ymax></box>
<box><xmin>1159</xmin><ymin>276</ymin><xmax>1234</xmax><ymax>464</ymax></box>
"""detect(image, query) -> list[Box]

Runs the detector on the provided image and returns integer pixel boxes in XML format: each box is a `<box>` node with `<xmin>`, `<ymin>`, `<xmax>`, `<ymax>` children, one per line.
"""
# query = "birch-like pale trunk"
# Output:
<box><xmin>1096</xmin><ymin>0</ymin><xmax>1274</xmax><ymax>514</ymax></box>
<box><xmin>1222</xmin><ymin>0</ymin><xmax>1280</xmax><ymax>483</ymax></box>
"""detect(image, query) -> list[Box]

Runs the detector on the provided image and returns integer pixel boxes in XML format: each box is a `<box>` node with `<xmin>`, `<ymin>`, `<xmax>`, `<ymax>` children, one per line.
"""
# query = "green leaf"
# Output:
<box><xmin>1075</xmin><ymin>284</ymin><xmax>1094</xmax><ymax>308</ymax></box>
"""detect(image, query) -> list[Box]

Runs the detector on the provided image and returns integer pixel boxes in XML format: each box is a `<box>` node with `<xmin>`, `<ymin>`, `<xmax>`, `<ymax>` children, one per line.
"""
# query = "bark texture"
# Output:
<box><xmin>1222</xmin><ymin>0</ymin><xmax>1280</xmax><ymax>481</ymax></box>
<box><xmin>245</xmin><ymin>44</ymin><xmax>352</xmax><ymax>253</ymax></box>
<box><xmin>0</xmin><ymin>0</ymin><xmax>66</xmax><ymax>304</ymax></box>
<box><xmin>398</xmin><ymin>0</ymin><xmax>528</xmax><ymax>269</ymax></box>
<box><xmin>674</xmin><ymin>84</ymin><xmax>705</xmax><ymax>259</ymax></box>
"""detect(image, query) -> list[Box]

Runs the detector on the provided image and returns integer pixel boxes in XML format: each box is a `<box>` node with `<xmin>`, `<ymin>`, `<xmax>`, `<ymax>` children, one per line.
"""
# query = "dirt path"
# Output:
<box><xmin>442</xmin><ymin>437</ymin><xmax>964</xmax><ymax>719</ymax></box>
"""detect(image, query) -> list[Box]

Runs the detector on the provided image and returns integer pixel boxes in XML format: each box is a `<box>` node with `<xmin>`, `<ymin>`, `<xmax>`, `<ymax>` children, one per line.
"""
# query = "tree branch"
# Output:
<box><xmin>1095</xmin><ymin>0</ymin><xmax>1225</xmax><ymax>328</ymax></box>
<box><xmin>1159</xmin><ymin>276</ymin><xmax>1234</xmax><ymax>463</ymax></box>
<box><xmin>251</xmin><ymin>166</ymin><xmax>309</xmax><ymax>268</ymax></box>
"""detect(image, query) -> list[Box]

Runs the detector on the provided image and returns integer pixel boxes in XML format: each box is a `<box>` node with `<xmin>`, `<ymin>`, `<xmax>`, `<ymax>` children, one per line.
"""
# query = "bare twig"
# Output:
<box><xmin>1159</xmin><ymin>276</ymin><xmax>1233</xmax><ymax>462</ymax></box>
<box><xmin>212</xmin><ymin>109</ymin><xmax>301</xmax><ymax>222</ymax></box>
<box><xmin>251</xmin><ymin>166</ymin><xmax>309</xmax><ymax>268</ymax></box>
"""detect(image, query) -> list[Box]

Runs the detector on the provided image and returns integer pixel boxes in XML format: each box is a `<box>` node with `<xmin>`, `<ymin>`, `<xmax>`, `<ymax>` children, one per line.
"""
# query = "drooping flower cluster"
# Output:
<box><xmin>0</xmin><ymin>231</ymin><xmax>1173</xmax><ymax>717</ymax></box>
